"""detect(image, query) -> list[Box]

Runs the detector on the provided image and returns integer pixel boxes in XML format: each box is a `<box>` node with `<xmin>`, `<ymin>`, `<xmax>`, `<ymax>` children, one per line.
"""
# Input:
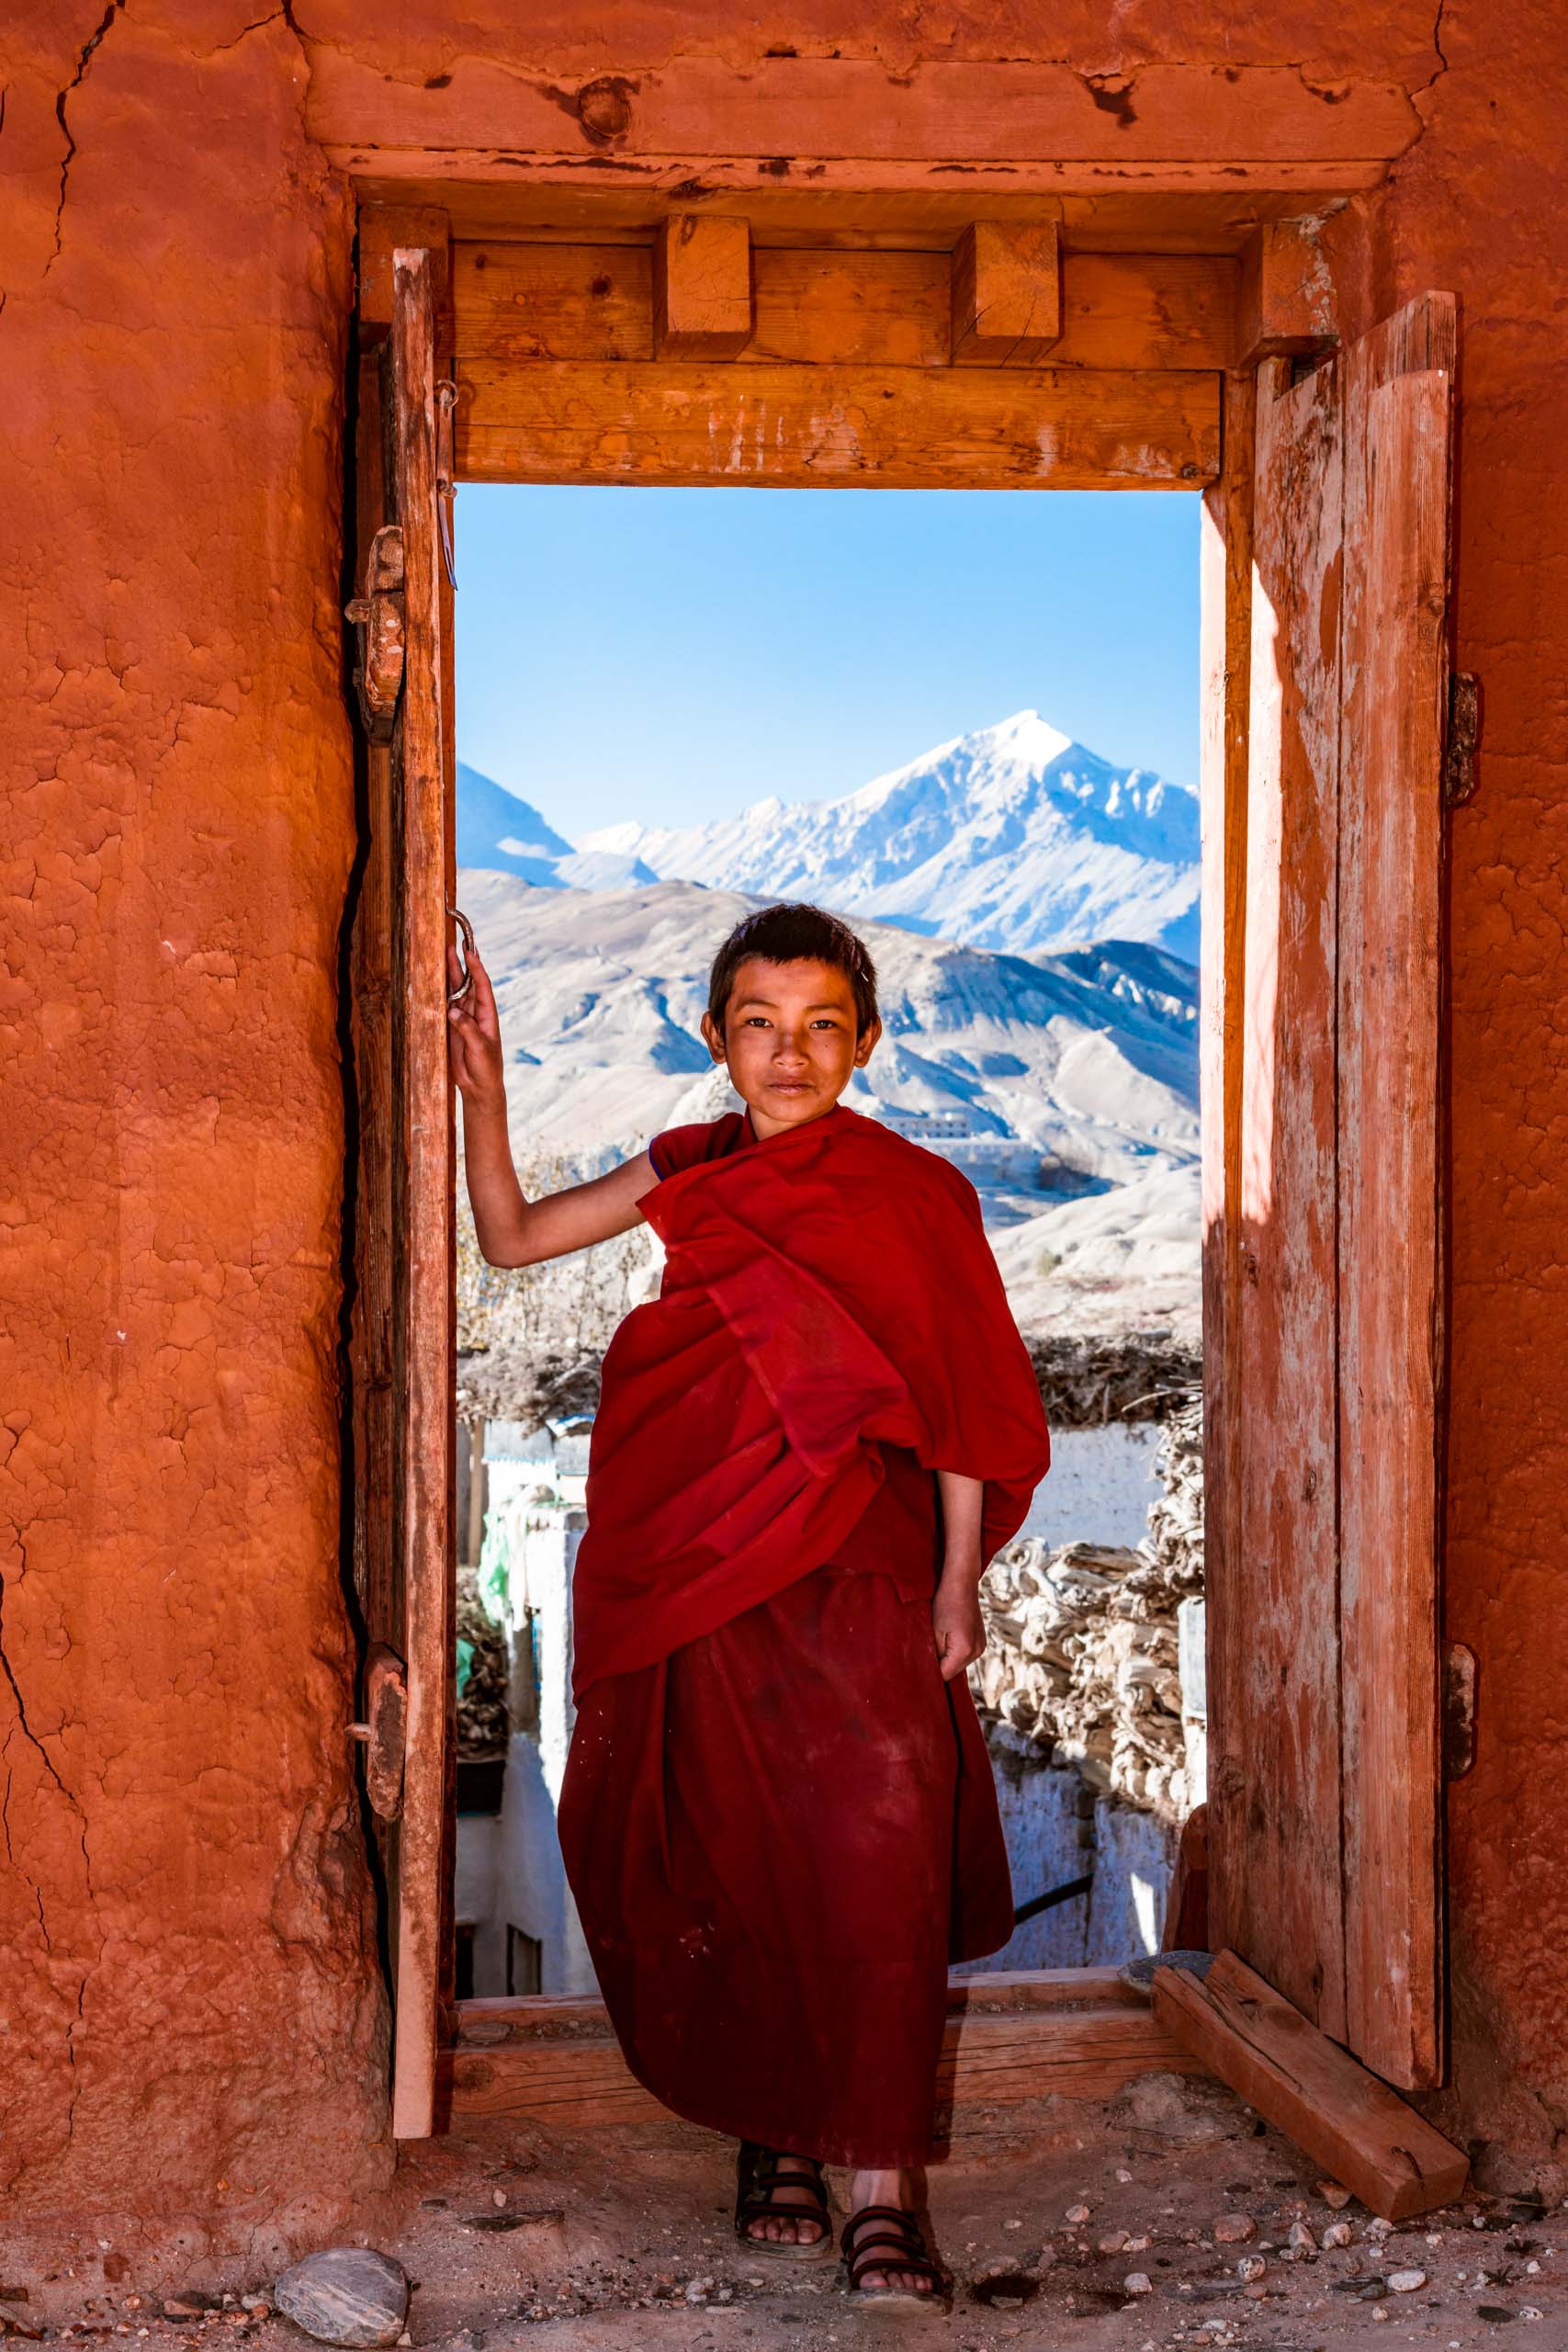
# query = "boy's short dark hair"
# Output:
<box><xmin>708</xmin><ymin>902</ymin><xmax>879</xmax><ymax>1035</ymax></box>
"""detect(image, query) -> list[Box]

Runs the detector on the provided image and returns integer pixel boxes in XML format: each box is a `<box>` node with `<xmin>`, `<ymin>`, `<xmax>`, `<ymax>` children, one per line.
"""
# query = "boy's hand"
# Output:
<box><xmin>932</xmin><ymin>1572</ymin><xmax>987</xmax><ymax>1682</ymax></box>
<box><xmin>447</xmin><ymin>942</ymin><xmax>506</xmax><ymax>1107</ymax></box>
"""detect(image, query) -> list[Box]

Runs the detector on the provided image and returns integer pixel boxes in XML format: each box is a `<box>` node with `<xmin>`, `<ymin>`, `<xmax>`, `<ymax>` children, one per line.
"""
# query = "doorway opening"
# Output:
<box><xmin>344</xmin><ymin>211</ymin><xmax>1453</xmax><ymax>2150</ymax></box>
<box><xmin>449</xmin><ymin>481</ymin><xmax>1206</xmax><ymax>2001</ymax></box>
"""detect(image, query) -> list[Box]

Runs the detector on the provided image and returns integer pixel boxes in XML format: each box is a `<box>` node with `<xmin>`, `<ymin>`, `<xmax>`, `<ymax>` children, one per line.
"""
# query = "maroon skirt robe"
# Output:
<box><xmin>557</xmin><ymin>1107</ymin><xmax>1050</xmax><ymax>2168</ymax></box>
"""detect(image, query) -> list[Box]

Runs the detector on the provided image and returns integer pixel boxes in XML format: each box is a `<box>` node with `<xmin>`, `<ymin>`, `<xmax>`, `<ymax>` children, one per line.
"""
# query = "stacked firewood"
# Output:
<box><xmin>972</xmin><ymin>1394</ymin><xmax>1204</xmax><ymax>1818</ymax></box>
<box><xmin>456</xmin><ymin>1566</ymin><xmax>510</xmax><ymax>1758</ymax></box>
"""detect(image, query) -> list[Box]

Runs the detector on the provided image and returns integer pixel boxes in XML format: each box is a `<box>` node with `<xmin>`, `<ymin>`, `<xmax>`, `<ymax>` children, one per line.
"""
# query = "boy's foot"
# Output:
<box><xmin>735</xmin><ymin>2144</ymin><xmax>832</xmax><ymax>2256</ymax></box>
<box><xmin>843</xmin><ymin>2169</ymin><xmax>942</xmax><ymax>2299</ymax></box>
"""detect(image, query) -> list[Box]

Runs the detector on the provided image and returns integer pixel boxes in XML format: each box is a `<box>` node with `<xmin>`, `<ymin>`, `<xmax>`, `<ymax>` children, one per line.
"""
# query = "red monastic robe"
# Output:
<box><xmin>557</xmin><ymin>1104</ymin><xmax>1050</xmax><ymax>2167</ymax></box>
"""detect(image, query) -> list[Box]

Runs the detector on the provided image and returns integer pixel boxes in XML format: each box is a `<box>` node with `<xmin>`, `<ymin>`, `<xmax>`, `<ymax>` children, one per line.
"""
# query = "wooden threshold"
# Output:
<box><xmin>447</xmin><ymin>1967</ymin><xmax>1205</xmax><ymax>2127</ymax></box>
<box><xmin>1154</xmin><ymin>1951</ymin><xmax>1468</xmax><ymax>2222</ymax></box>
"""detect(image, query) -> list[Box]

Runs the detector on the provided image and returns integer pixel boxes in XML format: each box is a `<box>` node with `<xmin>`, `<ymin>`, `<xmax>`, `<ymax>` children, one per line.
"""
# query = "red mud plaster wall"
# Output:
<box><xmin>3</xmin><ymin>0</ymin><xmax>1566</xmax><ymax>2256</ymax></box>
<box><xmin>1324</xmin><ymin>2</ymin><xmax>1568</xmax><ymax>2187</ymax></box>
<box><xmin>0</xmin><ymin>3</ymin><xmax>388</xmax><ymax>2255</ymax></box>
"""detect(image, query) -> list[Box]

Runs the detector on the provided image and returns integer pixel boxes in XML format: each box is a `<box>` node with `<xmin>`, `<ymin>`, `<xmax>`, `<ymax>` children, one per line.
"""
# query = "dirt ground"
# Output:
<box><xmin>13</xmin><ymin>2072</ymin><xmax>1562</xmax><ymax>2352</ymax></box>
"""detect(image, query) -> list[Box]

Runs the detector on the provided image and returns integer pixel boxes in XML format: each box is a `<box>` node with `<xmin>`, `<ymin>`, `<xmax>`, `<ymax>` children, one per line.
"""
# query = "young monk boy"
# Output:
<box><xmin>450</xmin><ymin>901</ymin><xmax>1050</xmax><ymax>2304</ymax></box>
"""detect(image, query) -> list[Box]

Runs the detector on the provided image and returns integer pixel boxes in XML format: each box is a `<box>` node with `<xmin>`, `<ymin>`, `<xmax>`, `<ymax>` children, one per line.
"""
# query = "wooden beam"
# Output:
<box><xmin>1335</xmin><ymin>296</ymin><xmax>1455</xmax><ymax>2091</ymax></box>
<box><xmin>952</xmin><ymin>222</ymin><xmax>1061</xmax><ymax>364</ymax></box>
<box><xmin>1154</xmin><ymin>1951</ymin><xmax>1468</xmax><ymax>2222</ymax></box>
<box><xmin>1197</xmin><ymin>368</ymin><xmax>1255</xmax><ymax>1960</ymax></box>
<box><xmin>453</xmin><ymin>243</ymin><xmax>1237</xmax><ymax>372</ymax></box>
<box><xmin>1222</xmin><ymin>350</ymin><xmax>1347</xmax><ymax>2034</ymax></box>
<box><xmin>308</xmin><ymin>54</ymin><xmax>1421</xmax><ymax>173</ymax></box>
<box><xmin>653</xmin><ymin>213</ymin><xmax>752</xmax><ymax>357</ymax></box>
<box><xmin>449</xmin><ymin>1973</ymin><xmax>1203</xmax><ymax>2127</ymax></box>
<box><xmin>351</xmin><ymin>174</ymin><xmax>1390</xmax><ymax>254</ymax></box>
<box><xmin>387</xmin><ymin>246</ymin><xmax>457</xmax><ymax>2142</ymax></box>
<box><xmin>1236</xmin><ymin>221</ymin><xmax>1337</xmax><ymax>367</ymax></box>
<box><xmin>455</xmin><ymin>359</ymin><xmax>1219</xmax><ymax>490</ymax></box>
<box><xmin>357</xmin><ymin>204</ymin><xmax>451</xmax><ymax>334</ymax></box>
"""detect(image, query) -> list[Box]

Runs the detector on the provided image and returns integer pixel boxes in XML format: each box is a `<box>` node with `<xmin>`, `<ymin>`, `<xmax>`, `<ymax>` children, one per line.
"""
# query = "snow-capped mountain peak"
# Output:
<box><xmin>575</xmin><ymin>713</ymin><xmax>1199</xmax><ymax>960</ymax></box>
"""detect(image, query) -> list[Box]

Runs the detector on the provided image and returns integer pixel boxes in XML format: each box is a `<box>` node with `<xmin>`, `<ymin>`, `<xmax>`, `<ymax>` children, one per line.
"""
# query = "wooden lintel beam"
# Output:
<box><xmin>1236</xmin><ymin>221</ymin><xmax>1337</xmax><ymax>368</ymax></box>
<box><xmin>653</xmin><ymin>213</ymin><xmax>752</xmax><ymax>357</ymax></box>
<box><xmin>456</xmin><ymin>358</ymin><xmax>1219</xmax><ymax>491</ymax></box>
<box><xmin>1153</xmin><ymin>1951</ymin><xmax>1468</xmax><ymax>2222</ymax></box>
<box><xmin>952</xmin><ymin>221</ymin><xmax>1061</xmax><ymax>363</ymax></box>
<box><xmin>453</xmin><ymin>243</ymin><xmax>1239</xmax><ymax>373</ymax></box>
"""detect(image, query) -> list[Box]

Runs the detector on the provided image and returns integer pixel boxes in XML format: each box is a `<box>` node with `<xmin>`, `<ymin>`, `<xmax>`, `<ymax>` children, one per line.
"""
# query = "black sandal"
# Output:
<box><xmin>734</xmin><ymin>2142</ymin><xmax>833</xmax><ymax>2261</ymax></box>
<box><xmin>840</xmin><ymin>2204</ymin><xmax>948</xmax><ymax>2306</ymax></box>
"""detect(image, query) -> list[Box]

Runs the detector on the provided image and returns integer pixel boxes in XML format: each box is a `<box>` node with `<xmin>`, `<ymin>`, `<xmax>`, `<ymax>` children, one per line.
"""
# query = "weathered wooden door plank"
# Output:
<box><xmin>1198</xmin><ymin>366</ymin><xmax>1255</xmax><ymax>1967</ymax></box>
<box><xmin>1337</xmin><ymin>294</ymin><xmax>1455</xmax><ymax>2090</ymax></box>
<box><xmin>388</xmin><ymin>243</ymin><xmax>457</xmax><ymax>2141</ymax></box>
<box><xmin>1220</xmin><ymin>351</ymin><xmax>1347</xmax><ymax>2040</ymax></box>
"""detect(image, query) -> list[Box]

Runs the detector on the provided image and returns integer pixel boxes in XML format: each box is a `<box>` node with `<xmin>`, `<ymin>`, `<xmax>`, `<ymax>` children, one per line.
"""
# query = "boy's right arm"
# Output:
<box><xmin>447</xmin><ymin>943</ymin><xmax>660</xmax><ymax>1267</ymax></box>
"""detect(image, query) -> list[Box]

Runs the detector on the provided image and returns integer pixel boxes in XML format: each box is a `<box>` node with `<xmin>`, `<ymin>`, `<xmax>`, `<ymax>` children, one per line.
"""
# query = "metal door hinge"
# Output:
<box><xmin>1443</xmin><ymin>673</ymin><xmax>1481</xmax><ymax>808</ymax></box>
<box><xmin>344</xmin><ymin>524</ymin><xmax>405</xmax><ymax>741</ymax></box>
<box><xmin>348</xmin><ymin>1642</ymin><xmax>408</xmax><ymax>1819</ymax></box>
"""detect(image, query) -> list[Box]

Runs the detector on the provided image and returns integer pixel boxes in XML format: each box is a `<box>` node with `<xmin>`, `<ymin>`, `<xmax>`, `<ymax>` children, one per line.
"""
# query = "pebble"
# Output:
<box><xmin>491</xmin><ymin>2190</ymin><xmax>506</xmax><ymax>2209</ymax></box>
<box><xmin>1122</xmin><ymin>2273</ymin><xmax>1153</xmax><ymax>2296</ymax></box>
<box><xmin>1367</xmin><ymin>2216</ymin><xmax>1393</xmax><ymax>2240</ymax></box>
<box><xmin>1115</xmin><ymin>2169</ymin><xmax>1134</xmax><ymax>2184</ymax></box>
<box><xmin>1066</xmin><ymin>2206</ymin><xmax>1091</xmax><ymax>2225</ymax></box>
<box><xmin>1243</xmin><ymin>2282</ymin><xmax>1269</xmax><ymax>2301</ymax></box>
<box><xmin>1317</xmin><ymin>2181</ymin><xmax>1353</xmax><ymax>2210</ymax></box>
<box><xmin>1124</xmin><ymin>2234</ymin><xmax>1151</xmax><ymax>2253</ymax></box>
<box><xmin>1371</xmin><ymin>2306</ymin><xmax>1390</xmax><ymax>2322</ymax></box>
<box><xmin>274</xmin><ymin>2250</ymin><xmax>410</xmax><ymax>2349</ymax></box>
<box><xmin>1288</xmin><ymin>2221</ymin><xmax>1318</xmax><ymax>2256</ymax></box>
<box><xmin>1387</xmin><ymin>2267</ymin><xmax>1427</xmax><ymax>2292</ymax></box>
<box><xmin>1235</xmin><ymin>2256</ymin><xmax>1267</xmax><ymax>2283</ymax></box>
<box><xmin>1213</xmin><ymin>2215</ymin><xmax>1257</xmax><ymax>2244</ymax></box>
<box><xmin>1098</xmin><ymin>2231</ymin><xmax>1129</xmax><ymax>2254</ymax></box>
<box><xmin>1322</xmin><ymin>2222</ymin><xmax>1354</xmax><ymax>2249</ymax></box>
<box><xmin>1520</xmin><ymin>2307</ymin><xmax>1544</xmax><ymax>2321</ymax></box>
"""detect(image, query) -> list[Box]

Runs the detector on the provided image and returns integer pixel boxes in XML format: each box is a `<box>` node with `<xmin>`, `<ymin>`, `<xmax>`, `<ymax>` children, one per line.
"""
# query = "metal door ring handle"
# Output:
<box><xmin>448</xmin><ymin>905</ymin><xmax>475</xmax><ymax>1006</ymax></box>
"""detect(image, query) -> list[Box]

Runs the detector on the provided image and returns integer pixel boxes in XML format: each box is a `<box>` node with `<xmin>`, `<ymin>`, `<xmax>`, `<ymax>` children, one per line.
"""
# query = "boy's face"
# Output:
<box><xmin>700</xmin><ymin>956</ymin><xmax>881</xmax><ymax>1138</ymax></box>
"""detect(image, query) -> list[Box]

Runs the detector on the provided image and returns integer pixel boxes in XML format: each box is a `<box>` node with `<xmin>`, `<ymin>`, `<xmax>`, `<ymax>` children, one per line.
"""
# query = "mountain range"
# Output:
<box><xmin>456</xmin><ymin>869</ymin><xmax>1201</xmax><ymax>1346</ymax></box>
<box><xmin>459</xmin><ymin>712</ymin><xmax>1200</xmax><ymax>961</ymax></box>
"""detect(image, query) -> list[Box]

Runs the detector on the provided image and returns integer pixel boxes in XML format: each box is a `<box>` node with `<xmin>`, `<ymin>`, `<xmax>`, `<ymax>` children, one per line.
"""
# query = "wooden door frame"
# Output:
<box><xmin>344</xmin><ymin>167</ymin><xmax>1449</xmax><ymax>2131</ymax></box>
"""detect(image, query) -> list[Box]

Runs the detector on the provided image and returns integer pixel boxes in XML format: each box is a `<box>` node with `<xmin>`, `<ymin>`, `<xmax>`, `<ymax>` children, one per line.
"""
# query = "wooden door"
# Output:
<box><xmin>345</xmin><ymin>240</ymin><xmax>457</xmax><ymax>2139</ymax></box>
<box><xmin>1205</xmin><ymin>294</ymin><xmax>1455</xmax><ymax>2089</ymax></box>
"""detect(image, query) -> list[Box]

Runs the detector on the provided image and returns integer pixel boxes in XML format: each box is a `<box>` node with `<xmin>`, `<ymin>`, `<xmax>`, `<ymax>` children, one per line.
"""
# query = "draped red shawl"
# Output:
<box><xmin>571</xmin><ymin>1103</ymin><xmax>1050</xmax><ymax>1694</ymax></box>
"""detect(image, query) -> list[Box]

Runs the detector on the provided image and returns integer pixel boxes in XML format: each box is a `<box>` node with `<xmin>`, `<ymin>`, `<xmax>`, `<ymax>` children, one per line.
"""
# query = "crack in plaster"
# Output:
<box><xmin>209</xmin><ymin>0</ymin><xmax>305</xmax><ymax>59</ymax></box>
<box><xmin>49</xmin><ymin>0</ymin><xmax>123</xmax><ymax>274</ymax></box>
<box><xmin>1422</xmin><ymin>0</ymin><xmax>1450</xmax><ymax>96</ymax></box>
<box><xmin>0</xmin><ymin>1537</ymin><xmax>94</xmax><ymax>2143</ymax></box>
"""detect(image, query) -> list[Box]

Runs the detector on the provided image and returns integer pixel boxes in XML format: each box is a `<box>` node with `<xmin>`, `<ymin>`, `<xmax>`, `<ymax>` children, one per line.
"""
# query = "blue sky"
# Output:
<box><xmin>455</xmin><ymin>484</ymin><xmax>1200</xmax><ymax>840</ymax></box>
